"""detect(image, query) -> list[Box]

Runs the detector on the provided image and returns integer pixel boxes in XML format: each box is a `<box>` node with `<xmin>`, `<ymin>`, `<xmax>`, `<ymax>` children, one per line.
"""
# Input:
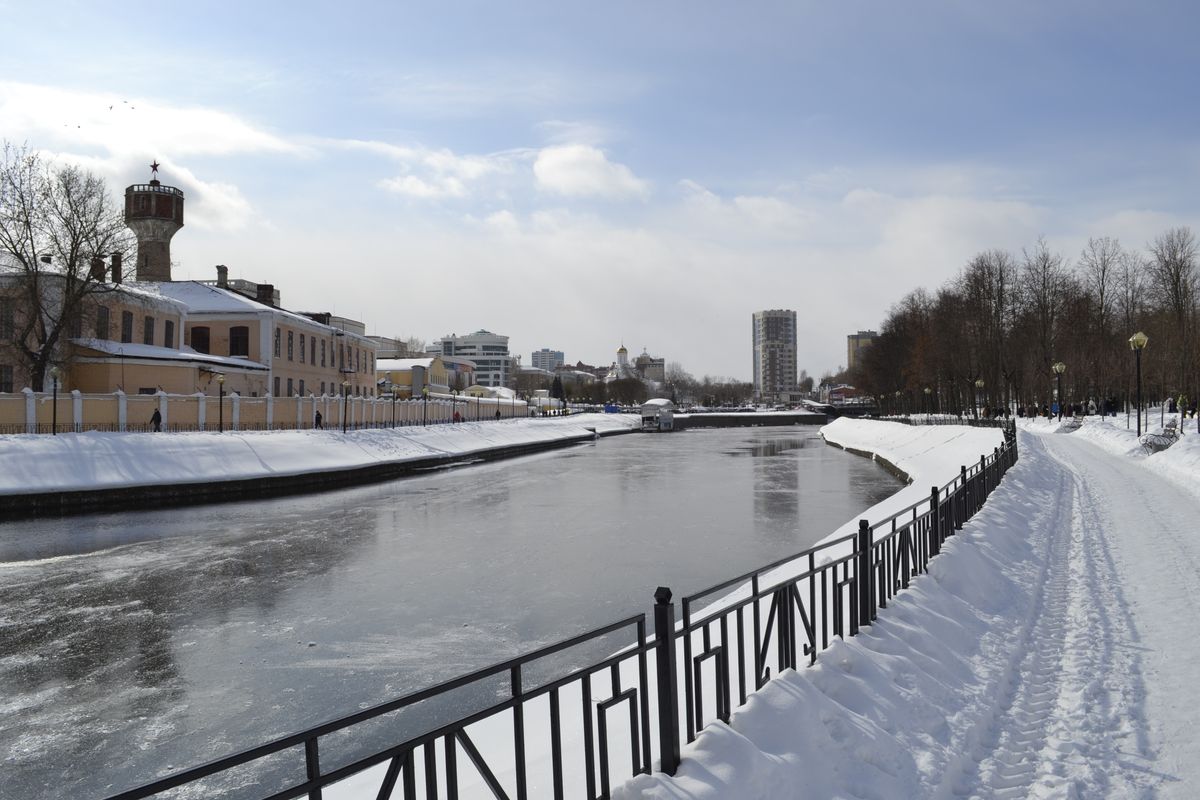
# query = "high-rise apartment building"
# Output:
<box><xmin>430</xmin><ymin>330</ymin><xmax>513</xmax><ymax>387</ymax></box>
<box><xmin>531</xmin><ymin>348</ymin><xmax>565</xmax><ymax>371</ymax></box>
<box><xmin>752</xmin><ymin>310</ymin><xmax>797</xmax><ymax>403</ymax></box>
<box><xmin>847</xmin><ymin>330</ymin><xmax>877</xmax><ymax>373</ymax></box>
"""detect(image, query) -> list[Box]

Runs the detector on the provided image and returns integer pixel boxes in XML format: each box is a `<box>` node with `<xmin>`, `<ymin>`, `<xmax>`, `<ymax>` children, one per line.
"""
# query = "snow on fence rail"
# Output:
<box><xmin>0</xmin><ymin>388</ymin><xmax>527</xmax><ymax>434</ymax></box>
<box><xmin>102</xmin><ymin>419</ymin><xmax>1017</xmax><ymax>800</ymax></box>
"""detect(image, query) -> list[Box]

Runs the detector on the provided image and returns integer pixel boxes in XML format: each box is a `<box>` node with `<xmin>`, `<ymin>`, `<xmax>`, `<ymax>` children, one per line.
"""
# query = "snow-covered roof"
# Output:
<box><xmin>72</xmin><ymin>338</ymin><xmax>269</xmax><ymax>371</ymax></box>
<box><xmin>641</xmin><ymin>398</ymin><xmax>675</xmax><ymax>410</ymax></box>
<box><xmin>377</xmin><ymin>358</ymin><xmax>435</xmax><ymax>371</ymax></box>
<box><xmin>153</xmin><ymin>282</ymin><xmax>373</xmax><ymax>343</ymax></box>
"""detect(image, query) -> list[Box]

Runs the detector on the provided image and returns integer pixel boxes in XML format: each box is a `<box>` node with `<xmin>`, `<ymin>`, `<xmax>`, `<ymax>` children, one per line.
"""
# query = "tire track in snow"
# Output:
<box><xmin>1042</xmin><ymin>433</ymin><xmax>1199</xmax><ymax>796</ymax></box>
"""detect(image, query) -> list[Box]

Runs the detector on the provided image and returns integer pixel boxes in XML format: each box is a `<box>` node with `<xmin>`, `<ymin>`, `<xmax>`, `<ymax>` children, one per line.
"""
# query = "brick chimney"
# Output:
<box><xmin>256</xmin><ymin>283</ymin><xmax>275</xmax><ymax>306</ymax></box>
<box><xmin>111</xmin><ymin>253</ymin><xmax>123</xmax><ymax>285</ymax></box>
<box><xmin>90</xmin><ymin>257</ymin><xmax>105</xmax><ymax>281</ymax></box>
<box><xmin>216</xmin><ymin>264</ymin><xmax>228</xmax><ymax>289</ymax></box>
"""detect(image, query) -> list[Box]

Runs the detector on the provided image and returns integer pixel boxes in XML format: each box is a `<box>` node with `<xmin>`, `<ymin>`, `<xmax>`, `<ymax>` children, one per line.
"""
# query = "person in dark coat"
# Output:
<box><xmin>314</xmin><ymin>410</ymin><xmax>323</xmax><ymax>429</ymax></box>
<box><xmin>150</xmin><ymin>408</ymin><xmax>162</xmax><ymax>432</ymax></box>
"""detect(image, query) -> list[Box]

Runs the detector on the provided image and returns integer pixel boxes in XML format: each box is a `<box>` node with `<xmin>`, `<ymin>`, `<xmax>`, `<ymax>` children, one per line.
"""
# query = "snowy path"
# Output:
<box><xmin>617</xmin><ymin>423</ymin><xmax>1200</xmax><ymax>799</ymax></box>
<box><xmin>1029</xmin><ymin>430</ymin><xmax>1200</xmax><ymax>797</ymax></box>
<box><xmin>944</xmin><ymin>431</ymin><xmax>1155</xmax><ymax>799</ymax></box>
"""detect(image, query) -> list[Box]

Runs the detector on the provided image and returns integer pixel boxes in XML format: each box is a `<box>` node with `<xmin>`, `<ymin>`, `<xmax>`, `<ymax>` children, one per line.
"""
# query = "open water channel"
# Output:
<box><xmin>0</xmin><ymin>425</ymin><xmax>901</xmax><ymax>798</ymax></box>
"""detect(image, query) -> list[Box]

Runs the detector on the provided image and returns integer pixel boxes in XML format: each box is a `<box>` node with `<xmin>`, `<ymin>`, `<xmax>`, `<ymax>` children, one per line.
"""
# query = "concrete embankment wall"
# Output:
<box><xmin>0</xmin><ymin>425</ymin><xmax>633</xmax><ymax>520</ymax></box>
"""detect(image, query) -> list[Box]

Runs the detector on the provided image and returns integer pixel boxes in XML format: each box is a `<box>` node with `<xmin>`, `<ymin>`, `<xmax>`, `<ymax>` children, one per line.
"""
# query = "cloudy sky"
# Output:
<box><xmin>2</xmin><ymin>1</ymin><xmax>1198</xmax><ymax>380</ymax></box>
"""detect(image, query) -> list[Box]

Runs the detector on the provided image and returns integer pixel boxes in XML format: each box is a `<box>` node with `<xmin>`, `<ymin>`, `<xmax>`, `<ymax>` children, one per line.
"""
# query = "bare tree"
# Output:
<box><xmin>0</xmin><ymin>143</ymin><xmax>132</xmax><ymax>390</ymax></box>
<box><xmin>1146</xmin><ymin>227</ymin><xmax>1198</xmax><ymax>392</ymax></box>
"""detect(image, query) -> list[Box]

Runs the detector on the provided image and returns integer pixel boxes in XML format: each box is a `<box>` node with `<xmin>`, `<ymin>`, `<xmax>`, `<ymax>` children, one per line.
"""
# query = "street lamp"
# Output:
<box><xmin>342</xmin><ymin>380</ymin><xmax>351</xmax><ymax>433</ymax></box>
<box><xmin>391</xmin><ymin>388</ymin><xmax>398</xmax><ymax>428</ymax></box>
<box><xmin>924</xmin><ymin>386</ymin><xmax>931</xmax><ymax>416</ymax></box>
<box><xmin>451</xmin><ymin>388</ymin><xmax>460</xmax><ymax>421</ymax></box>
<box><xmin>1129</xmin><ymin>331</ymin><xmax>1149</xmax><ymax>436</ymax></box>
<box><xmin>49</xmin><ymin>366</ymin><xmax>60</xmax><ymax>435</ymax></box>
<box><xmin>974</xmin><ymin>378</ymin><xmax>985</xmax><ymax>420</ymax></box>
<box><xmin>1051</xmin><ymin>362</ymin><xmax>1066</xmax><ymax>420</ymax></box>
<box><xmin>422</xmin><ymin>386</ymin><xmax>429</xmax><ymax>426</ymax></box>
<box><xmin>217</xmin><ymin>373</ymin><xmax>226</xmax><ymax>433</ymax></box>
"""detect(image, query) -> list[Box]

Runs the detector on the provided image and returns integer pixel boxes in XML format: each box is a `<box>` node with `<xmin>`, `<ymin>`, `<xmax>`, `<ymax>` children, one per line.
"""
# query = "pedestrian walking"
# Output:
<box><xmin>314</xmin><ymin>410</ymin><xmax>323</xmax><ymax>429</ymax></box>
<box><xmin>150</xmin><ymin>408</ymin><xmax>162</xmax><ymax>432</ymax></box>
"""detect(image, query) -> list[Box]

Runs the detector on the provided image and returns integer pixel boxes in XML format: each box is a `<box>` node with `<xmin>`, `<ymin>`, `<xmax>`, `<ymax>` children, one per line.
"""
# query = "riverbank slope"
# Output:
<box><xmin>0</xmin><ymin>414</ymin><xmax>640</xmax><ymax>516</ymax></box>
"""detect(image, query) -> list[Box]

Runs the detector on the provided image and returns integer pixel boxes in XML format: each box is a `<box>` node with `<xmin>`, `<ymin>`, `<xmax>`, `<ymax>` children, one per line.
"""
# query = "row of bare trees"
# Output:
<box><xmin>854</xmin><ymin>229</ymin><xmax>1200</xmax><ymax>415</ymax></box>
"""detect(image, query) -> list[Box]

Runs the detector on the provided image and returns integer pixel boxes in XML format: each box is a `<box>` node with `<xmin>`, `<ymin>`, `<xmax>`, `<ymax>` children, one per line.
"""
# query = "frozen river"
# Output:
<box><xmin>0</xmin><ymin>426</ymin><xmax>901</xmax><ymax>798</ymax></box>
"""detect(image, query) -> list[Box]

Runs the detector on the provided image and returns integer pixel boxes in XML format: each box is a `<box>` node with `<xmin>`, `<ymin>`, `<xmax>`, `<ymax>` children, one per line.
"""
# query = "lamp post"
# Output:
<box><xmin>49</xmin><ymin>366</ymin><xmax>60</xmax><ymax>435</ymax></box>
<box><xmin>451</xmin><ymin>388</ymin><xmax>459</xmax><ymax>421</ymax></box>
<box><xmin>1129</xmin><ymin>331</ymin><xmax>1149</xmax><ymax>436</ymax></box>
<box><xmin>974</xmin><ymin>378</ymin><xmax>984</xmax><ymax>420</ymax></box>
<box><xmin>342</xmin><ymin>380</ymin><xmax>351</xmax><ymax>433</ymax></box>
<box><xmin>391</xmin><ymin>389</ymin><xmax>398</xmax><ymax>428</ymax></box>
<box><xmin>422</xmin><ymin>386</ymin><xmax>429</xmax><ymax>426</ymax></box>
<box><xmin>924</xmin><ymin>386</ymin><xmax>931</xmax><ymax>416</ymax></box>
<box><xmin>1051</xmin><ymin>362</ymin><xmax>1065</xmax><ymax>420</ymax></box>
<box><xmin>217</xmin><ymin>373</ymin><xmax>225</xmax><ymax>433</ymax></box>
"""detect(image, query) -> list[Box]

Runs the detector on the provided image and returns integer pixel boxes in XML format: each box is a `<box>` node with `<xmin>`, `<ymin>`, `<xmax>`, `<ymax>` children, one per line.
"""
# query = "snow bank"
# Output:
<box><xmin>0</xmin><ymin>415</ymin><xmax>639</xmax><ymax>495</ymax></box>
<box><xmin>817</xmin><ymin>418</ymin><xmax>1005</xmax><ymax>540</ymax></box>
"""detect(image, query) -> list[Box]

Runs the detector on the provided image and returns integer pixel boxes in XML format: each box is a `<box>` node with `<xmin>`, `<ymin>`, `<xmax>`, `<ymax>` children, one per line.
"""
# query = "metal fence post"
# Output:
<box><xmin>653</xmin><ymin>587</ymin><xmax>681</xmax><ymax>776</ymax></box>
<box><xmin>929</xmin><ymin>486</ymin><xmax>941</xmax><ymax>557</ymax></box>
<box><xmin>857</xmin><ymin>520</ymin><xmax>873</xmax><ymax>628</ymax></box>
<box><xmin>957</xmin><ymin>466</ymin><xmax>967</xmax><ymax>529</ymax></box>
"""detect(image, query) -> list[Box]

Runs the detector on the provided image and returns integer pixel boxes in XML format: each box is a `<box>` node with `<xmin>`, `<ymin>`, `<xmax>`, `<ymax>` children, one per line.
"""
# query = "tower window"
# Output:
<box><xmin>143</xmin><ymin>316</ymin><xmax>155</xmax><ymax>346</ymax></box>
<box><xmin>287</xmin><ymin>331</ymin><xmax>294</xmax><ymax>361</ymax></box>
<box><xmin>164</xmin><ymin>320</ymin><xmax>175</xmax><ymax>349</ymax></box>
<box><xmin>299</xmin><ymin>333</ymin><xmax>306</xmax><ymax>364</ymax></box>
<box><xmin>120</xmin><ymin>311</ymin><xmax>133</xmax><ymax>343</ymax></box>
<box><xmin>274</xmin><ymin>328</ymin><xmax>281</xmax><ymax>358</ymax></box>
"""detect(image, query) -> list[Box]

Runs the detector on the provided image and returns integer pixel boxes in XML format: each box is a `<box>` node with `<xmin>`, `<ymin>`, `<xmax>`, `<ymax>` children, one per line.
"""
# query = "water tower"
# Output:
<box><xmin>125</xmin><ymin>161</ymin><xmax>184</xmax><ymax>282</ymax></box>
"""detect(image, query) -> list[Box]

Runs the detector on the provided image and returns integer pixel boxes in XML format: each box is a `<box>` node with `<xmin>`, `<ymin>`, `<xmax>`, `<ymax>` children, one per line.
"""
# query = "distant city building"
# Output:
<box><xmin>531</xmin><ymin>348</ymin><xmax>565</xmax><ymax>371</ymax></box>
<box><xmin>634</xmin><ymin>349</ymin><xmax>665</xmax><ymax>383</ymax></box>
<box><xmin>847</xmin><ymin>330</ymin><xmax>878</xmax><ymax>373</ymax></box>
<box><xmin>430</xmin><ymin>330</ymin><xmax>513</xmax><ymax>387</ymax></box>
<box><xmin>752</xmin><ymin>310</ymin><xmax>797</xmax><ymax>403</ymax></box>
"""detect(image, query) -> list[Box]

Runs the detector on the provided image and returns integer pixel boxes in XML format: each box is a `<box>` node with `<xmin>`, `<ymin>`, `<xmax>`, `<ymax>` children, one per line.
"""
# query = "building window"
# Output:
<box><xmin>191</xmin><ymin>326</ymin><xmax>210</xmax><ymax>354</ymax></box>
<box><xmin>68</xmin><ymin>310</ymin><xmax>82</xmax><ymax>339</ymax></box>
<box><xmin>287</xmin><ymin>331</ymin><xmax>294</xmax><ymax>361</ymax></box>
<box><xmin>274</xmin><ymin>328</ymin><xmax>281</xmax><ymax>357</ymax></box>
<box><xmin>0</xmin><ymin>365</ymin><xmax>12</xmax><ymax>393</ymax></box>
<box><xmin>356</xmin><ymin>348</ymin><xmax>361</xmax><ymax>373</ymax></box>
<box><xmin>299</xmin><ymin>379</ymin><xmax>306</xmax><ymax>396</ymax></box>
<box><xmin>320</xmin><ymin>381</ymin><xmax>326</xmax><ymax>395</ymax></box>
<box><xmin>229</xmin><ymin>326</ymin><xmax>249</xmax><ymax>357</ymax></box>
<box><xmin>320</xmin><ymin>340</ymin><xmax>326</xmax><ymax>367</ymax></box>
<box><xmin>164</xmin><ymin>320</ymin><xmax>175</xmax><ymax>349</ymax></box>
<box><xmin>143</xmin><ymin>316</ymin><xmax>155</xmax><ymax>346</ymax></box>
<box><xmin>273</xmin><ymin>376</ymin><xmax>280</xmax><ymax>397</ymax></box>
<box><xmin>287</xmin><ymin>378</ymin><xmax>294</xmax><ymax>396</ymax></box>
<box><xmin>299</xmin><ymin>333</ymin><xmax>306</xmax><ymax>364</ymax></box>
<box><xmin>310</xmin><ymin>337</ymin><xmax>315</xmax><ymax>365</ymax></box>
<box><xmin>95</xmin><ymin>306</ymin><xmax>109</xmax><ymax>339</ymax></box>
<box><xmin>120</xmin><ymin>311</ymin><xmax>133</xmax><ymax>343</ymax></box>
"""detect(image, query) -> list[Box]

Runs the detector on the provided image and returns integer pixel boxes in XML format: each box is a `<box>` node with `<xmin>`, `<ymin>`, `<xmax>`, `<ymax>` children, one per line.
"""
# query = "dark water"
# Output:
<box><xmin>0</xmin><ymin>427</ymin><xmax>900</xmax><ymax>798</ymax></box>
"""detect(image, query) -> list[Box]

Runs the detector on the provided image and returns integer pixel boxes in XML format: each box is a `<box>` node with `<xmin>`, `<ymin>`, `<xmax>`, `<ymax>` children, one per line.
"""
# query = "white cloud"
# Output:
<box><xmin>340</xmin><ymin>138</ymin><xmax>520</xmax><ymax>200</ymax></box>
<box><xmin>533</xmin><ymin>145</ymin><xmax>648</xmax><ymax>199</ymax></box>
<box><xmin>0</xmin><ymin>81</ymin><xmax>306</xmax><ymax>160</ymax></box>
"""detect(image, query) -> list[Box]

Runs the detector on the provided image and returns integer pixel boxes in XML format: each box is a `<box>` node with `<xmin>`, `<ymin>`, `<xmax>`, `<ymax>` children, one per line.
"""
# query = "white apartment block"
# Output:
<box><xmin>752</xmin><ymin>309</ymin><xmax>797</xmax><ymax>402</ymax></box>
<box><xmin>531</xmin><ymin>348</ymin><xmax>565</xmax><ymax>372</ymax></box>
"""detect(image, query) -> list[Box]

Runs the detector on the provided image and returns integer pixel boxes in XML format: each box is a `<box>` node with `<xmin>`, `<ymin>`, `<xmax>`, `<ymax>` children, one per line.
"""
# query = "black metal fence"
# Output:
<box><xmin>105</xmin><ymin>421</ymin><xmax>1018</xmax><ymax>800</ymax></box>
